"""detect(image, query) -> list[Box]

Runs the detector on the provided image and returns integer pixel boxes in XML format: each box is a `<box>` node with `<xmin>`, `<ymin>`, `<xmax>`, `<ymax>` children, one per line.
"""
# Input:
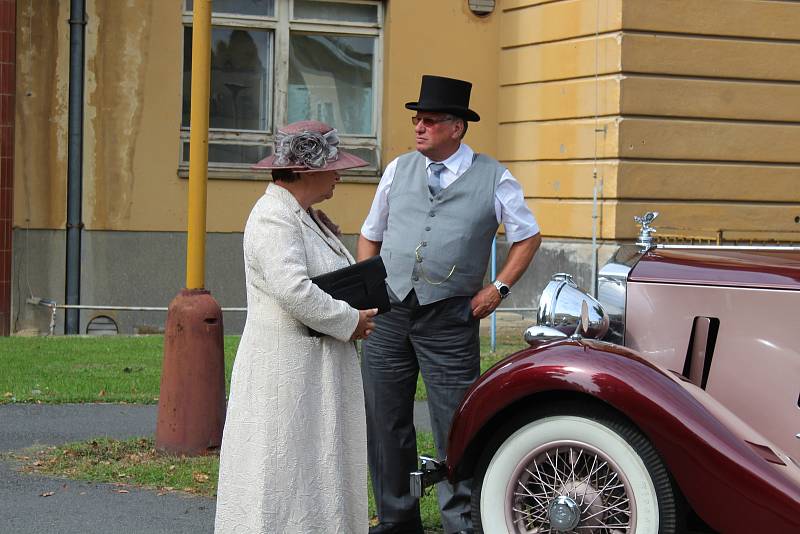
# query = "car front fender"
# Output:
<box><xmin>447</xmin><ymin>339</ymin><xmax>800</xmax><ymax>533</ymax></box>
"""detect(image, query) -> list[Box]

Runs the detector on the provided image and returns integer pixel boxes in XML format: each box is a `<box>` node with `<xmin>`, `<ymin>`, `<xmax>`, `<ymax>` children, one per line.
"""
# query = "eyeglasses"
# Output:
<box><xmin>411</xmin><ymin>116</ymin><xmax>454</xmax><ymax>127</ymax></box>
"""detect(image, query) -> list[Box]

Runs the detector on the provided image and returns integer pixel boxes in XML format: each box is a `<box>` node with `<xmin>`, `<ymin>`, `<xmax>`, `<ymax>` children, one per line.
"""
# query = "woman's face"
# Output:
<box><xmin>305</xmin><ymin>170</ymin><xmax>341</xmax><ymax>204</ymax></box>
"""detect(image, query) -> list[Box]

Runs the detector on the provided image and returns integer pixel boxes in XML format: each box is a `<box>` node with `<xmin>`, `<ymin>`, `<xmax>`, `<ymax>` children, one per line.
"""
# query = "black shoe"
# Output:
<box><xmin>368</xmin><ymin>518</ymin><xmax>425</xmax><ymax>534</ymax></box>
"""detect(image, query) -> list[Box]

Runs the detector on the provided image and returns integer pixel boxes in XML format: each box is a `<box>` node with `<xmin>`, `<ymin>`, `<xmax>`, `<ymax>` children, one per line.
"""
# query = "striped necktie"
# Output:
<box><xmin>428</xmin><ymin>162</ymin><xmax>446</xmax><ymax>196</ymax></box>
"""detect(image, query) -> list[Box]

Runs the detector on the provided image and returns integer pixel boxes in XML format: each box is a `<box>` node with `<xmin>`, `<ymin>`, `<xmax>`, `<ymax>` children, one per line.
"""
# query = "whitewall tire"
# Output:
<box><xmin>471</xmin><ymin>407</ymin><xmax>679</xmax><ymax>534</ymax></box>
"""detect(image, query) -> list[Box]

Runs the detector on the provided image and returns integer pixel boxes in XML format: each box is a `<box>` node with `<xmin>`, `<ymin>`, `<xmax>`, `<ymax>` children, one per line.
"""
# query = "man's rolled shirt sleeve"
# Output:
<box><xmin>360</xmin><ymin>158</ymin><xmax>398</xmax><ymax>242</ymax></box>
<box><xmin>497</xmin><ymin>169</ymin><xmax>540</xmax><ymax>243</ymax></box>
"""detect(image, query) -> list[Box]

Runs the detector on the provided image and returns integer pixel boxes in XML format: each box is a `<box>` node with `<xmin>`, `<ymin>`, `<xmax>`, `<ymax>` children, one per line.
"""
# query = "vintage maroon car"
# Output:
<box><xmin>411</xmin><ymin>213</ymin><xmax>800</xmax><ymax>533</ymax></box>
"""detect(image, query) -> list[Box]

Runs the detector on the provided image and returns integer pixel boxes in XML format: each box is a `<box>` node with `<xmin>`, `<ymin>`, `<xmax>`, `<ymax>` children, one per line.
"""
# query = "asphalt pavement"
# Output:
<box><xmin>0</xmin><ymin>402</ymin><xmax>433</xmax><ymax>533</ymax></box>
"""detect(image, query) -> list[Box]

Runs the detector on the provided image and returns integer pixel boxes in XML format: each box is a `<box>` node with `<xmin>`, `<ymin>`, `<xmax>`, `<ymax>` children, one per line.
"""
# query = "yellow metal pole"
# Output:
<box><xmin>156</xmin><ymin>0</ymin><xmax>225</xmax><ymax>456</ymax></box>
<box><xmin>186</xmin><ymin>0</ymin><xmax>212</xmax><ymax>289</ymax></box>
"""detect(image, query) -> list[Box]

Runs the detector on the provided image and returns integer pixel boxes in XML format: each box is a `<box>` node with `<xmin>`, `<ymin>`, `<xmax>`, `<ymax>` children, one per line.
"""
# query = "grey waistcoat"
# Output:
<box><xmin>381</xmin><ymin>151</ymin><xmax>504</xmax><ymax>305</ymax></box>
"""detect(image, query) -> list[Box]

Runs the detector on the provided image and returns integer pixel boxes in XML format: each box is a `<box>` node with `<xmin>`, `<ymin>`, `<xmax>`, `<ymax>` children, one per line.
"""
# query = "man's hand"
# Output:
<box><xmin>350</xmin><ymin>308</ymin><xmax>377</xmax><ymax>341</ymax></box>
<box><xmin>470</xmin><ymin>284</ymin><xmax>502</xmax><ymax>319</ymax></box>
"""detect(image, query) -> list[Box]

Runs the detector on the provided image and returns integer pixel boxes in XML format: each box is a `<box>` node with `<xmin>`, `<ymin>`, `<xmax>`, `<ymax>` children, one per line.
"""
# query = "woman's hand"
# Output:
<box><xmin>350</xmin><ymin>308</ymin><xmax>378</xmax><ymax>341</ymax></box>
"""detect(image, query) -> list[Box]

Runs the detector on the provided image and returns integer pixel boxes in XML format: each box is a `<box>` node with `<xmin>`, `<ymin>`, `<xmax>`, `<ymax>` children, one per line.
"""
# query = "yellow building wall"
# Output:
<box><xmin>16</xmin><ymin>1</ymin><xmax>798</xmax><ymax>242</ymax></box>
<box><xmin>500</xmin><ymin>0</ymin><xmax>800</xmax><ymax>241</ymax></box>
<box><xmin>616</xmin><ymin>0</ymin><xmax>800</xmax><ymax>241</ymax></box>
<box><xmin>14</xmin><ymin>0</ymin><xmax>500</xmax><ymax>235</ymax></box>
<box><xmin>14</xmin><ymin>1</ymin><xmax>70</xmax><ymax>229</ymax></box>
<box><xmin>498</xmin><ymin>0</ymin><xmax>622</xmax><ymax>239</ymax></box>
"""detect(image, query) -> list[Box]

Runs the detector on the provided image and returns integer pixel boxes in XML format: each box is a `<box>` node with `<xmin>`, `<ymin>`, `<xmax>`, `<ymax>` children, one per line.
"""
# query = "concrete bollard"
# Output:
<box><xmin>156</xmin><ymin>288</ymin><xmax>226</xmax><ymax>455</ymax></box>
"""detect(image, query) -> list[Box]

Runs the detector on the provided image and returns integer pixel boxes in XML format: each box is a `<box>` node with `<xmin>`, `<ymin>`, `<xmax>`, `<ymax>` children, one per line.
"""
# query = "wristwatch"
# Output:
<box><xmin>493</xmin><ymin>280</ymin><xmax>511</xmax><ymax>299</ymax></box>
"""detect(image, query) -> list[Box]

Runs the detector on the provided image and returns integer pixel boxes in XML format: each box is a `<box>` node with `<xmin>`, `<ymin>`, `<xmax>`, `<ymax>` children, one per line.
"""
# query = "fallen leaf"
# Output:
<box><xmin>113</xmin><ymin>489</ymin><xmax>129</xmax><ymax>494</ymax></box>
<box><xmin>3</xmin><ymin>392</ymin><xmax>12</xmax><ymax>398</ymax></box>
<box><xmin>192</xmin><ymin>472</ymin><xmax>209</xmax><ymax>483</ymax></box>
<box><xmin>97</xmin><ymin>389</ymin><xmax>106</xmax><ymax>398</ymax></box>
<box><xmin>168</xmin><ymin>465</ymin><xmax>176</xmax><ymax>472</ymax></box>
<box><xmin>40</xmin><ymin>491</ymin><xmax>55</xmax><ymax>497</ymax></box>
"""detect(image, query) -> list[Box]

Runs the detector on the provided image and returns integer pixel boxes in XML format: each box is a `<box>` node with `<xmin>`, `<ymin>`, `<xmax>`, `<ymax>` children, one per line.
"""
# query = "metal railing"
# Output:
<box><xmin>27</xmin><ymin>298</ymin><xmax>246</xmax><ymax>336</ymax></box>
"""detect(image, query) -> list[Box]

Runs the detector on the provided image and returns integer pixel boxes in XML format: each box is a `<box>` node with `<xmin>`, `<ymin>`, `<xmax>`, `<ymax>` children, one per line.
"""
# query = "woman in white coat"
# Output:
<box><xmin>215</xmin><ymin>120</ymin><xmax>377</xmax><ymax>533</ymax></box>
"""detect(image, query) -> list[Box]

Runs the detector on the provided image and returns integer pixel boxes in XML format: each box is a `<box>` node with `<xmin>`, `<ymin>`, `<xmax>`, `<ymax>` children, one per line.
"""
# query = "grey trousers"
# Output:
<box><xmin>362</xmin><ymin>290</ymin><xmax>480</xmax><ymax>533</ymax></box>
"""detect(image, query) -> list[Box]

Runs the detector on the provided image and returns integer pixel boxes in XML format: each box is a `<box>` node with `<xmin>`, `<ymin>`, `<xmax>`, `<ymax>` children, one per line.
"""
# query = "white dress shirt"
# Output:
<box><xmin>361</xmin><ymin>143</ymin><xmax>540</xmax><ymax>243</ymax></box>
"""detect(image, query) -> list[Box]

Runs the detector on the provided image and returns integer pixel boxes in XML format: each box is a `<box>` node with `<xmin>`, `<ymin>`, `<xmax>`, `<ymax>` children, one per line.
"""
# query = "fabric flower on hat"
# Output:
<box><xmin>274</xmin><ymin>129</ymin><xmax>340</xmax><ymax>169</ymax></box>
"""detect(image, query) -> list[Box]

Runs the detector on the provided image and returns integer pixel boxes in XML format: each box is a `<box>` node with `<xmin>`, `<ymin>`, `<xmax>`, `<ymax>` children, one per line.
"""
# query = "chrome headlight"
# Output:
<box><xmin>537</xmin><ymin>273</ymin><xmax>609</xmax><ymax>339</ymax></box>
<box><xmin>596</xmin><ymin>244</ymin><xmax>643</xmax><ymax>344</ymax></box>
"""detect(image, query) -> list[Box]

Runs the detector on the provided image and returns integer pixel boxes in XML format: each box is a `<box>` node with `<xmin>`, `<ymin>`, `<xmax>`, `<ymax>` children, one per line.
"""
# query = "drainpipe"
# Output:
<box><xmin>65</xmin><ymin>0</ymin><xmax>86</xmax><ymax>334</ymax></box>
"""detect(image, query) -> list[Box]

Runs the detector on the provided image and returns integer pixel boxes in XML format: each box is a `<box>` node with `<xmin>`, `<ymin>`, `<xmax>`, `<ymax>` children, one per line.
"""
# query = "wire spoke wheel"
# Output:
<box><xmin>472</xmin><ymin>406</ymin><xmax>679</xmax><ymax>534</ymax></box>
<box><xmin>508</xmin><ymin>441</ymin><xmax>633</xmax><ymax>533</ymax></box>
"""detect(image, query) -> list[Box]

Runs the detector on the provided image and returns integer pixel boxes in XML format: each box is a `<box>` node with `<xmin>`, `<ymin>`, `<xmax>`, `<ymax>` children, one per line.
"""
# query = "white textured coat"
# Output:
<box><xmin>215</xmin><ymin>183</ymin><xmax>366</xmax><ymax>533</ymax></box>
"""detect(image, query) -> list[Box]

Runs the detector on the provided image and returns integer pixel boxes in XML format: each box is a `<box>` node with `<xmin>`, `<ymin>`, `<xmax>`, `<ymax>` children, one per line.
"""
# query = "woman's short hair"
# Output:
<box><xmin>272</xmin><ymin>168</ymin><xmax>300</xmax><ymax>183</ymax></box>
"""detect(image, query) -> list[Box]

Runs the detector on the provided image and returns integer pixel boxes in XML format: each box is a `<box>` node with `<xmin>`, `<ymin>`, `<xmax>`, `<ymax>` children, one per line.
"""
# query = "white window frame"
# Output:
<box><xmin>180</xmin><ymin>0</ymin><xmax>383</xmax><ymax>181</ymax></box>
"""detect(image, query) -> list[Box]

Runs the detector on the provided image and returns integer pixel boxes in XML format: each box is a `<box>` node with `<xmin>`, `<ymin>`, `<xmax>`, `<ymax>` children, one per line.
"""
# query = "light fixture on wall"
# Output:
<box><xmin>468</xmin><ymin>0</ymin><xmax>495</xmax><ymax>16</ymax></box>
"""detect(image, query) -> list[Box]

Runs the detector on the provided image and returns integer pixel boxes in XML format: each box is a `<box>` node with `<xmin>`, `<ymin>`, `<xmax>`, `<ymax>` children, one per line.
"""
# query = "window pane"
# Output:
<box><xmin>343</xmin><ymin>146</ymin><xmax>377</xmax><ymax>168</ymax></box>
<box><xmin>288</xmin><ymin>34</ymin><xmax>374</xmax><ymax>135</ymax></box>
<box><xmin>183</xmin><ymin>27</ymin><xmax>272</xmax><ymax>131</ymax></box>
<box><xmin>183</xmin><ymin>142</ymin><xmax>272</xmax><ymax>165</ymax></box>
<box><xmin>187</xmin><ymin>0</ymin><xmax>275</xmax><ymax>17</ymax></box>
<box><xmin>294</xmin><ymin>1</ymin><xmax>377</xmax><ymax>23</ymax></box>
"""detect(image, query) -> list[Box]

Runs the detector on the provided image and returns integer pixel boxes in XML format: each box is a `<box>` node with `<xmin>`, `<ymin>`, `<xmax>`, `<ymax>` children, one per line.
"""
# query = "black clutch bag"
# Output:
<box><xmin>308</xmin><ymin>256</ymin><xmax>391</xmax><ymax>337</ymax></box>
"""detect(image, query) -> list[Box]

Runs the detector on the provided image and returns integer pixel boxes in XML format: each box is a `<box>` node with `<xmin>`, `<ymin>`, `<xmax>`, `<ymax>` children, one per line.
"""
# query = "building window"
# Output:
<box><xmin>182</xmin><ymin>0</ymin><xmax>382</xmax><ymax>179</ymax></box>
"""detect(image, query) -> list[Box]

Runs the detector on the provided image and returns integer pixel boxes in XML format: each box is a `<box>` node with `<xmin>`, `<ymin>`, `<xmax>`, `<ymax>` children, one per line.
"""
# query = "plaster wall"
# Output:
<box><xmin>14</xmin><ymin>0</ymin><xmax>500</xmax><ymax>236</ymax></box>
<box><xmin>499</xmin><ymin>0</ymin><xmax>800</xmax><ymax>242</ymax></box>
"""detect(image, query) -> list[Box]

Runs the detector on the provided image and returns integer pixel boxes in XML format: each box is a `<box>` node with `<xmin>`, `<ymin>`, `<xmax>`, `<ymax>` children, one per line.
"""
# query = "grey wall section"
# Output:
<box><xmin>12</xmin><ymin>229</ymin><xmax>248</xmax><ymax>335</ymax></box>
<box><xmin>12</xmin><ymin>229</ymin><xmax>618</xmax><ymax>335</ymax></box>
<box><xmin>11</xmin><ymin>230</ymin><xmax>67</xmax><ymax>334</ymax></box>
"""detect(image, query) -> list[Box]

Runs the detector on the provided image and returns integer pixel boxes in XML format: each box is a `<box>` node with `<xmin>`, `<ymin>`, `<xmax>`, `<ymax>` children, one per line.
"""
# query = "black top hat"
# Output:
<box><xmin>405</xmin><ymin>75</ymin><xmax>481</xmax><ymax>122</ymax></box>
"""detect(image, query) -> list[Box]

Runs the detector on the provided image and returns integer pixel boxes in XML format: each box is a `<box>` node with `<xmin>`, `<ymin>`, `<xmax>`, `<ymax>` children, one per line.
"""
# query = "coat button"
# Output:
<box><xmin>429</xmin><ymin>211</ymin><xmax>435</xmax><ymax>217</ymax></box>
<box><xmin>425</xmin><ymin>226</ymin><xmax>431</xmax><ymax>231</ymax></box>
<box><xmin>412</xmin><ymin>275</ymin><xmax>419</xmax><ymax>281</ymax></box>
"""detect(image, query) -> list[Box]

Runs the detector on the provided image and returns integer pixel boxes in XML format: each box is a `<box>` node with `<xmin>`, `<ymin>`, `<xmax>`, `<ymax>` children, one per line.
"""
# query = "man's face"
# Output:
<box><xmin>413</xmin><ymin>111</ymin><xmax>461</xmax><ymax>160</ymax></box>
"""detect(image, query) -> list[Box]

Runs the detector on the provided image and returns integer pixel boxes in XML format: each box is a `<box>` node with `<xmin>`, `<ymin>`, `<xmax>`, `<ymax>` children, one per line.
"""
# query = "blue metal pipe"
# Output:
<box><xmin>490</xmin><ymin>236</ymin><xmax>496</xmax><ymax>352</ymax></box>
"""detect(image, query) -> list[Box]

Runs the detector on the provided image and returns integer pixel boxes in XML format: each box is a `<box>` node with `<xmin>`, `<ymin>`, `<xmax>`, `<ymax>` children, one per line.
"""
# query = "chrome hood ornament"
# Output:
<box><xmin>634</xmin><ymin>211</ymin><xmax>659</xmax><ymax>252</ymax></box>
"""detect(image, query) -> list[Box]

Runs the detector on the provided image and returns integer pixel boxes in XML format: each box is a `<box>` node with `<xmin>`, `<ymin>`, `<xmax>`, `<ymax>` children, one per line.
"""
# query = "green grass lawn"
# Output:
<box><xmin>0</xmin><ymin>334</ymin><xmax>524</xmax><ymax>404</ymax></box>
<box><xmin>0</xmin><ymin>333</ymin><xmax>526</xmax><ymax>531</ymax></box>
<box><xmin>6</xmin><ymin>430</ymin><xmax>445</xmax><ymax>529</ymax></box>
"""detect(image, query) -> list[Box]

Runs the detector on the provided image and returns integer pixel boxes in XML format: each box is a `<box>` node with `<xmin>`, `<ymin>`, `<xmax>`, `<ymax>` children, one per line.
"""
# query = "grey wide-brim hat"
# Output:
<box><xmin>253</xmin><ymin>120</ymin><xmax>369</xmax><ymax>173</ymax></box>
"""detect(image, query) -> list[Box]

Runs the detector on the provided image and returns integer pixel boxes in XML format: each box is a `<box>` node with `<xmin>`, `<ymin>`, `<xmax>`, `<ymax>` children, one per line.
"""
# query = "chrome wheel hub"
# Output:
<box><xmin>548</xmin><ymin>495</ymin><xmax>580</xmax><ymax>531</ymax></box>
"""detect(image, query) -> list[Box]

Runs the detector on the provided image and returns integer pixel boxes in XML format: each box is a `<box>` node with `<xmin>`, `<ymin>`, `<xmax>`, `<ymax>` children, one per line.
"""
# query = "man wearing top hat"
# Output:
<box><xmin>358</xmin><ymin>75</ymin><xmax>541</xmax><ymax>533</ymax></box>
